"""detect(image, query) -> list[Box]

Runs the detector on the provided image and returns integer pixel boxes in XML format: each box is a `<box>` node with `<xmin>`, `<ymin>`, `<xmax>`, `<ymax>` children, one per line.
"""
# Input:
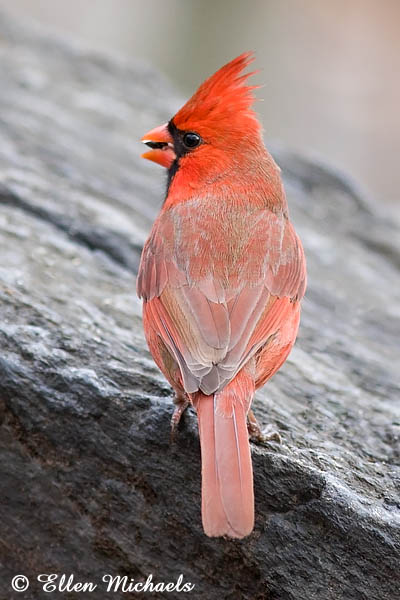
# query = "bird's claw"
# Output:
<box><xmin>247</xmin><ymin>409</ymin><xmax>281</xmax><ymax>445</ymax></box>
<box><xmin>170</xmin><ymin>394</ymin><xmax>190</xmax><ymax>442</ymax></box>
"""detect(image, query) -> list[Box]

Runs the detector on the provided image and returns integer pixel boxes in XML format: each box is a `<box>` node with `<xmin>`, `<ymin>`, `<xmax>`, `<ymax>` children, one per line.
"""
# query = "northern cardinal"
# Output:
<box><xmin>137</xmin><ymin>53</ymin><xmax>306</xmax><ymax>538</ymax></box>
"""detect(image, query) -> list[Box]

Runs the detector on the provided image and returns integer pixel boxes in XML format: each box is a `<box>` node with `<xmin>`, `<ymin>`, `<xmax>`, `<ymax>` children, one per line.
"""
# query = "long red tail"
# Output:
<box><xmin>192</xmin><ymin>371</ymin><xmax>254</xmax><ymax>538</ymax></box>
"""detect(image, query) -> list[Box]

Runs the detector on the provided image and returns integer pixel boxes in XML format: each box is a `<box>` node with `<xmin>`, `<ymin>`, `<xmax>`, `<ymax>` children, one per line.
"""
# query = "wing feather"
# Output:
<box><xmin>138</xmin><ymin>199</ymin><xmax>306</xmax><ymax>395</ymax></box>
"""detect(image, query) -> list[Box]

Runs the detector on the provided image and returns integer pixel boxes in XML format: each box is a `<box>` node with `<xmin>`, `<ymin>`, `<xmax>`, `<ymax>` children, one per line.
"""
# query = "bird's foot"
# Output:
<box><xmin>170</xmin><ymin>393</ymin><xmax>190</xmax><ymax>442</ymax></box>
<box><xmin>247</xmin><ymin>409</ymin><xmax>281</xmax><ymax>445</ymax></box>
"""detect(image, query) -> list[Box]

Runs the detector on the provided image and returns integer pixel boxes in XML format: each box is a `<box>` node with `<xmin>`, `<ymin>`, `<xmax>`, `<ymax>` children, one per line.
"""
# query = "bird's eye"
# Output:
<box><xmin>183</xmin><ymin>132</ymin><xmax>201</xmax><ymax>148</ymax></box>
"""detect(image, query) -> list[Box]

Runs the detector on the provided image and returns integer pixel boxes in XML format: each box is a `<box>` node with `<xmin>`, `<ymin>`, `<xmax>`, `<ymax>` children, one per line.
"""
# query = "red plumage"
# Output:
<box><xmin>137</xmin><ymin>53</ymin><xmax>306</xmax><ymax>538</ymax></box>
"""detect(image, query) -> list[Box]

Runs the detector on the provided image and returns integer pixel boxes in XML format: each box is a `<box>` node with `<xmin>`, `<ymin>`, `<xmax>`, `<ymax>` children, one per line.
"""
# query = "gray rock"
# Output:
<box><xmin>0</xmin><ymin>11</ymin><xmax>399</xmax><ymax>600</ymax></box>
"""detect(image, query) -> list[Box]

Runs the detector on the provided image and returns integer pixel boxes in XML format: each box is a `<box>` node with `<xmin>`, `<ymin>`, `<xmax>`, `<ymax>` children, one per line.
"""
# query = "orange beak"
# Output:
<box><xmin>141</xmin><ymin>123</ymin><xmax>176</xmax><ymax>168</ymax></box>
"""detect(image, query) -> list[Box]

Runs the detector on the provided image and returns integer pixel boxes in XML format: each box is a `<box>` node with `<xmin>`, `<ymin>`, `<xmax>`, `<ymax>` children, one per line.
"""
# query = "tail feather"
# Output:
<box><xmin>193</xmin><ymin>373</ymin><xmax>254</xmax><ymax>538</ymax></box>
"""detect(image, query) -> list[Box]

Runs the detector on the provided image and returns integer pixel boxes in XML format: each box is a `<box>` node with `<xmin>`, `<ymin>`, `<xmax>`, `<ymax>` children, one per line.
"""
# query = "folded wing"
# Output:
<box><xmin>137</xmin><ymin>198</ymin><xmax>306</xmax><ymax>395</ymax></box>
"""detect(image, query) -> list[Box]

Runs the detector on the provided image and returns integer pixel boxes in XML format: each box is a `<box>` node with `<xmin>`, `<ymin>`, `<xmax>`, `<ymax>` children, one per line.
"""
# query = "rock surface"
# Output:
<box><xmin>0</xmin><ymin>12</ymin><xmax>399</xmax><ymax>600</ymax></box>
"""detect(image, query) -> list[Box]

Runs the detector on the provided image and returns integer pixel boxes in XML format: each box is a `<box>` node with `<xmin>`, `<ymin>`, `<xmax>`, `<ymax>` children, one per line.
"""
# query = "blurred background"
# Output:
<box><xmin>1</xmin><ymin>0</ymin><xmax>399</xmax><ymax>209</ymax></box>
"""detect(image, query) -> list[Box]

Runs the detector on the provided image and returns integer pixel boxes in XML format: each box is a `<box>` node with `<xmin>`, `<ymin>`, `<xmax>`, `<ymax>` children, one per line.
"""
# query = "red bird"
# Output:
<box><xmin>137</xmin><ymin>53</ymin><xmax>306</xmax><ymax>538</ymax></box>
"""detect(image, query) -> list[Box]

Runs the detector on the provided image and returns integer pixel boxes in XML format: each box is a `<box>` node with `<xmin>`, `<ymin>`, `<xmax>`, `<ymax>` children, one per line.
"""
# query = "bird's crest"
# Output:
<box><xmin>172</xmin><ymin>52</ymin><xmax>260</xmax><ymax>134</ymax></box>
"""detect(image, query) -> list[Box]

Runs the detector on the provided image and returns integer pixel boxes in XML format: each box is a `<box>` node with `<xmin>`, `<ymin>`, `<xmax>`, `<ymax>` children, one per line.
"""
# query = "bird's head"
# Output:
<box><xmin>141</xmin><ymin>53</ymin><xmax>265</xmax><ymax>194</ymax></box>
